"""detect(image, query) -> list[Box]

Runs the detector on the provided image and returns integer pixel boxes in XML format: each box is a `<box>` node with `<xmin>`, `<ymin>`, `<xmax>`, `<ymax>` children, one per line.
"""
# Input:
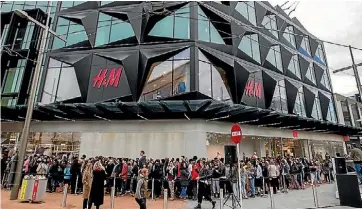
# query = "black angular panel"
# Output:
<box><xmin>95</xmin><ymin>51</ymin><xmax>139</xmax><ymax>100</ymax></box>
<box><xmin>280</xmin><ymin>46</ymin><xmax>293</xmax><ymax>74</ymax></box>
<box><xmin>231</xmin><ymin>22</ymin><xmax>246</xmax><ymax>55</ymax></box>
<box><xmin>294</xmin><ymin>27</ymin><xmax>304</xmax><ymax>49</ymax></box>
<box><xmin>255</xmin><ymin>2</ymin><xmax>268</xmax><ymax>26</ymax></box>
<box><xmin>298</xmin><ymin>55</ymin><xmax>310</xmax><ymax>80</ymax></box>
<box><xmin>262</xmin><ymin>71</ymin><xmax>277</xmax><ymax>109</ymax></box>
<box><xmin>313</xmin><ymin>63</ymin><xmax>324</xmax><ymax>84</ymax></box>
<box><xmin>235</xmin><ymin>61</ymin><xmax>251</xmax><ymax>104</ymax></box>
<box><xmin>258</xmin><ymin>35</ymin><xmax>274</xmax><ymax>65</ymax></box>
<box><xmin>241</xmin><ymin>69</ymin><xmax>265</xmax><ymax>109</ymax></box>
<box><xmin>309</xmin><ymin>38</ymin><xmax>319</xmax><ymax>57</ymax></box>
<box><xmin>285</xmin><ymin>80</ymin><xmax>298</xmax><ymax>114</ymax></box>
<box><xmin>73</xmin><ymin>54</ymin><xmax>93</xmax><ymax>100</ymax></box>
<box><xmin>318</xmin><ymin>91</ymin><xmax>330</xmax><ymax>120</ymax></box>
<box><xmin>303</xmin><ymin>86</ymin><xmax>316</xmax><ymax>118</ymax></box>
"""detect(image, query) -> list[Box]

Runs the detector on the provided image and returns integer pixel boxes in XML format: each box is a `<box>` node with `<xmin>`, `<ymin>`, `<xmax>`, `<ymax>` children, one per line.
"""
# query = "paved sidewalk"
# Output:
<box><xmin>0</xmin><ymin>184</ymin><xmax>357</xmax><ymax>209</ymax></box>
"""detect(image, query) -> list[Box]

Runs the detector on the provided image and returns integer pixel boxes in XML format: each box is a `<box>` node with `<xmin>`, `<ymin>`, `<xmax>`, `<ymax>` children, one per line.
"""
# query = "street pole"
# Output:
<box><xmin>9</xmin><ymin>6</ymin><xmax>51</xmax><ymax>200</ymax></box>
<box><xmin>349</xmin><ymin>45</ymin><xmax>362</xmax><ymax>98</ymax></box>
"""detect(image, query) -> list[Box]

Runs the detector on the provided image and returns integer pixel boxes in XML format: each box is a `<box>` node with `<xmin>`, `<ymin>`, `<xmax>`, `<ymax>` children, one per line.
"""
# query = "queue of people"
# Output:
<box><xmin>2</xmin><ymin>147</ymin><xmax>361</xmax><ymax>209</ymax></box>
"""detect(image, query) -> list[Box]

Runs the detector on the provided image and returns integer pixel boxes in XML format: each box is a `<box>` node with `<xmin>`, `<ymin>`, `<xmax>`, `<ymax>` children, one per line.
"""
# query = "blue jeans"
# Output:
<box><xmin>355</xmin><ymin>163</ymin><xmax>362</xmax><ymax>181</ymax></box>
<box><xmin>249</xmin><ymin>178</ymin><xmax>255</xmax><ymax>195</ymax></box>
<box><xmin>180</xmin><ymin>186</ymin><xmax>187</xmax><ymax>198</ymax></box>
<box><xmin>240</xmin><ymin>177</ymin><xmax>246</xmax><ymax>196</ymax></box>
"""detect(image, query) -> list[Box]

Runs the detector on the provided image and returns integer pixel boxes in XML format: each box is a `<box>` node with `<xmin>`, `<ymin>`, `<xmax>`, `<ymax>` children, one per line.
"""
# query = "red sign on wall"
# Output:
<box><xmin>244</xmin><ymin>80</ymin><xmax>262</xmax><ymax>99</ymax></box>
<box><xmin>343</xmin><ymin>136</ymin><xmax>350</xmax><ymax>141</ymax></box>
<box><xmin>292</xmin><ymin>130</ymin><xmax>298</xmax><ymax>138</ymax></box>
<box><xmin>92</xmin><ymin>67</ymin><xmax>123</xmax><ymax>89</ymax></box>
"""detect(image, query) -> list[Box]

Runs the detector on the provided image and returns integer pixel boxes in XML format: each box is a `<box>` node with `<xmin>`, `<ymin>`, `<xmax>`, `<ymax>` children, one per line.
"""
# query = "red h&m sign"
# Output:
<box><xmin>92</xmin><ymin>67</ymin><xmax>123</xmax><ymax>88</ymax></box>
<box><xmin>244</xmin><ymin>80</ymin><xmax>262</xmax><ymax>99</ymax></box>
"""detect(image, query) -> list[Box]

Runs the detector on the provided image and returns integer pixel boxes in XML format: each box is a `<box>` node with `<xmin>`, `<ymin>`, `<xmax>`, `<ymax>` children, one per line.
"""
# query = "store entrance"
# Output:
<box><xmin>265</xmin><ymin>138</ymin><xmax>307</xmax><ymax>158</ymax></box>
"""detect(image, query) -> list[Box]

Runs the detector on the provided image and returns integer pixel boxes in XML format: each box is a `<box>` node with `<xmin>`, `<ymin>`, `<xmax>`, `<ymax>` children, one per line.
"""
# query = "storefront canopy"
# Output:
<box><xmin>1</xmin><ymin>99</ymin><xmax>361</xmax><ymax>136</ymax></box>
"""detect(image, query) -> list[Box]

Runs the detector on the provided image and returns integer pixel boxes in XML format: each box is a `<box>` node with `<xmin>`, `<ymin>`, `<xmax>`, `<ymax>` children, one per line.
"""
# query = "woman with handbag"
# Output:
<box><xmin>82</xmin><ymin>162</ymin><xmax>93</xmax><ymax>209</ymax></box>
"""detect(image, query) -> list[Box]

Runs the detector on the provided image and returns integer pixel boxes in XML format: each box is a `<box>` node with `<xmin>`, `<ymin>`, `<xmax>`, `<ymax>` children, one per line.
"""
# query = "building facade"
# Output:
<box><xmin>334</xmin><ymin>93</ymin><xmax>362</xmax><ymax>149</ymax></box>
<box><xmin>1</xmin><ymin>1</ymin><xmax>361</xmax><ymax>158</ymax></box>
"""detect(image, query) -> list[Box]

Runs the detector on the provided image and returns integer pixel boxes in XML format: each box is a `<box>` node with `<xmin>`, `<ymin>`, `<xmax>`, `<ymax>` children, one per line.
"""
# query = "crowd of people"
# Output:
<box><xmin>2</xmin><ymin>147</ymin><xmax>350</xmax><ymax>209</ymax></box>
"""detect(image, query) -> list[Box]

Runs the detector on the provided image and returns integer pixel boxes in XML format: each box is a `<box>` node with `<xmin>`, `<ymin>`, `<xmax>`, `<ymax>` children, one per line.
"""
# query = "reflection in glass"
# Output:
<box><xmin>314</xmin><ymin>45</ymin><xmax>326</xmax><ymax>65</ymax></box>
<box><xmin>340</xmin><ymin>100</ymin><xmax>352</xmax><ymax>126</ymax></box>
<box><xmin>95</xmin><ymin>13</ymin><xmax>134</xmax><ymax>46</ymax></box>
<box><xmin>262</xmin><ymin>15</ymin><xmax>278</xmax><ymax>38</ymax></box>
<box><xmin>320</xmin><ymin>71</ymin><xmax>331</xmax><ymax>90</ymax></box>
<box><xmin>311</xmin><ymin>94</ymin><xmax>323</xmax><ymax>120</ymax></box>
<box><xmin>288</xmin><ymin>55</ymin><xmax>301</xmax><ymax>79</ymax></box>
<box><xmin>235</xmin><ymin>2</ymin><xmax>256</xmax><ymax>26</ymax></box>
<box><xmin>140</xmin><ymin>49</ymin><xmax>190</xmax><ymax>101</ymax></box>
<box><xmin>238</xmin><ymin>34</ymin><xmax>261</xmax><ymax>63</ymax></box>
<box><xmin>351</xmin><ymin>103</ymin><xmax>361</xmax><ymax>127</ymax></box>
<box><xmin>305</xmin><ymin>63</ymin><xmax>316</xmax><ymax>84</ymax></box>
<box><xmin>198</xmin><ymin>50</ymin><xmax>231</xmax><ymax>102</ymax></box>
<box><xmin>198</xmin><ymin>6</ymin><xmax>224</xmax><ymax>44</ymax></box>
<box><xmin>299</xmin><ymin>36</ymin><xmax>311</xmax><ymax>57</ymax></box>
<box><xmin>41</xmin><ymin>59</ymin><xmax>80</xmax><ymax>104</ymax></box>
<box><xmin>326</xmin><ymin>101</ymin><xmax>337</xmax><ymax>123</ymax></box>
<box><xmin>149</xmin><ymin>4</ymin><xmax>190</xmax><ymax>39</ymax></box>
<box><xmin>283</xmin><ymin>26</ymin><xmax>296</xmax><ymax>48</ymax></box>
<box><xmin>266</xmin><ymin>45</ymin><xmax>283</xmax><ymax>72</ymax></box>
<box><xmin>52</xmin><ymin>17</ymin><xmax>87</xmax><ymax>49</ymax></box>
<box><xmin>270</xmin><ymin>79</ymin><xmax>288</xmax><ymax>113</ymax></box>
<box><xmin>293</xmin><ymin>87</ymin><xmax>306</xmax><ymax>117</ymax></box>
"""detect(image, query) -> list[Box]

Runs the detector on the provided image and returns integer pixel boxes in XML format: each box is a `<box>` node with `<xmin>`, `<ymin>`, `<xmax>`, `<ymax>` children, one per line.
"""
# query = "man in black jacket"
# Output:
<box><xmin>70</xmin><ymin>158</ymin><xmax>81</xmax><ymax>194</ymax></box>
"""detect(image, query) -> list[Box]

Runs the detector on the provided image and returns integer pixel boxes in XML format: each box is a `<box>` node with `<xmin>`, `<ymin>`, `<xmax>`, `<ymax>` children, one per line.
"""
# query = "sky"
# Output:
<box><xmin>270</xmin><ymin>0</ymin><xmax>362</xmax><ymax>96</ymax></box>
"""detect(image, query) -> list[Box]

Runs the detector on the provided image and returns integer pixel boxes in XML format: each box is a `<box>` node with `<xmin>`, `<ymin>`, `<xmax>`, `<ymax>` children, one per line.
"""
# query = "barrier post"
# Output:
<box><xmin>269</xmin><ymin>186</ymin><xmax>274</xmax><ymax>209</ymax></box>
<box><xmin>110</xmin><ymin>177</ymin><xmax>116</xmax><ymax>209</ymax></box>
<box><xmin>151</xmin><ymin>178</ymin><xmax>155</xmax><ymax>201</ymax></box>
<box><xmin>163</xmin><ymin>189</ymin><xmax>168</xmax><ymax>209</ymax></box>
<box><xmin>61</xmin><ymin>184</ymin><xmax>68</xmax><ymax>208</ymax></box>
<box><xmin>75</xmin><ymin>175</ymin><xmax>79</xmax><ymax>194</ymax></box>
<box><xmin>262</xmin><ymin>178</ymin><xmax>266</xmax><ymax>197</ymax></box>
<box><xmin>220</xmin><ymin>188</ymin><xmax>224</xmax><ymax>209</ymax></box>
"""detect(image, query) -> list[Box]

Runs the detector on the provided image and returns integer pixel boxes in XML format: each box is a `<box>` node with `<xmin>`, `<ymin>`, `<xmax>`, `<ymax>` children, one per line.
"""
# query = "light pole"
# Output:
<box><xmin>9</xmin><ymin>6</ymin><xmax>66</xmax><ymax>200</ymax></box>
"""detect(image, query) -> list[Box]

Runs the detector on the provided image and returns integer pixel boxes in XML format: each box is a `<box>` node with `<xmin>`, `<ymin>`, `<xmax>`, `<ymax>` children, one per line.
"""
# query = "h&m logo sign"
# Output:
<box><xmin>92</xmin><ymin>67</ymin><xmax>123</xmax><ymax>89</ymax></box>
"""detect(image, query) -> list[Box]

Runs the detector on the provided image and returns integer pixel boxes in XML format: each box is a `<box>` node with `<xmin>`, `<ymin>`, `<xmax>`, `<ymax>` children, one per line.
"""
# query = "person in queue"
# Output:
<box><xmin>350</xmin><ymin>143</ymin><xmax>362</xmax><ymax>183</ymax></box>
<box><xmin>88</xmin><ymin>160</ymin><xmax>106</xmax><ymax>209</ymax></box>
<box><xmin>135</xmin><ymin>168</ymin><xmax>149</xmax><ymax>209</ymax></box>
<box><xmin>82</xmin><ymin>161</ymin><xmax>92</xmax><ymax>209</ymax></box>
<box><xmin>194</xmin><ymin>160</ymin><xmax>216</xmax><ymax>209</ymax></box>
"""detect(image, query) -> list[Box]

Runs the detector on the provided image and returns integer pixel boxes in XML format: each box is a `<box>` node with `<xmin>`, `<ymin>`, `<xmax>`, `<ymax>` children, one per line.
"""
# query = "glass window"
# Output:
<box><xmin>2</xmin><ymin>60</ymin><xmax>26</xmax><ymax>94</ymax></box>
<box><xmin>61</xmin><ymin>1</ymin><xmax>84</xmax><ymax>9</ymax></box>
<box><xmin>238</xmin><ymin>34</ymin><xmax>261</xmax><ymax>63</ymax></box>
<box><xmin>326</xmin><ymin>101</ymin><xmax>337</xmax><ymax>123</ymax></box>
<box><xmin>21</xmin><ymin>23</ymin><xmax>35</xmax><ymax>49</ymax></box>
<box><xmin>314</xmin><ymin>44</ymin><xmax>326</xmax><ymax>65</ymax></box>
<box><xmin>1</xmin><ymin>97</ymin><xmax>17</xmax><ymax>107</ymax></box>
<box><xmin>311</xmin><ymin>94</ymin><xmax>323</xmax><ymax>120</ymax></box>
<box><xmin>320</xmin><ymin>71</ymin><xmax>331</xmax><ymax>90</ymax></box>
<box><xmin>283</xmin><ymin>26</ymin><xmax>296</xmax><ymax>48</ymax></box>
<box><xmin>139</xmin><ymin>49</ymin><xmax>191</xmax><ymax>101</ymax></box>
<box><xmin>235</xmin><ymin>1</ymin><xmax>256</xmax><ymax>26</ymax></box>
<box><xmin>101</xmin><ymin>1</ymin><xmax>112</xmax><ymax>5</ymax></box>
<box><xmin>56</xmin><ymin>67</ymin><xmax>81</xmax><ymax>102</ymax></box>
<box><xmin>262</xmin><ymin>15</ymin><xmax>278</xmax><ymax>38</ymax></box>
<box><xmin>1</xmin><ymin>2</ymin><xmax>13</xmax><ymax>12</ymax></box>
<box><xmin>149</xmin><ymin>4</ymin><xmax>190</xmax><ymax>39</ymax></box>
<box><xmin>305</xmin><ymin>63</ymin><xmax>316</xmax><ymax>84</ymax></box>
<box><xmin>293</xmin><ymin>86</ymin><xmax>306</xmax><ymax>117</ymax></box>
<box><xmin>351</xmin><ymin>104</ymin><xmax>361</xmax><ymax>127</ymax></box>
<box><xmin>52</xmin><ymin>17</ymin><xmax>87</xmax><ymax>49</ymax></box>
<box><xmin>197</xmin><ymin>6</ymin><xmax>224</xmax><ymax>44</ymax></box>
<box><xmin>266</xmin><ymin>45</ymin><xmax>283</xmax><ymax>72</ymax></box>
<box><xmin>288</xmin><ymin>55</ymin><xmax>301</xmax><ymax>79</ymax></box>
<box><xmin>270</xmin><ymin>79</ymin><xmax>288</xmax><ymax>113</ymax></box>
<box><xmin>1</xmin><ymin>24</ymin><xmax>10</xmax><ymax>46</ymax></box>
<box><xmin>340</xmin><ymin>100</ymin><xmax>352</xmax><ymax>126</ymax></box>
<box><xmin>198</xmin><ymin>50</ymin><xmax>231</xmax><ymax>102</ymax></box>
<box><xmin>95</xmin><ymin>14</ymin><xmax>135</xmax><ymax>46</ymax></box>
<box><xmin>41</xmin><ymin>59</ymin><xmax>81</xmax><ymax>104</ymax></box>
